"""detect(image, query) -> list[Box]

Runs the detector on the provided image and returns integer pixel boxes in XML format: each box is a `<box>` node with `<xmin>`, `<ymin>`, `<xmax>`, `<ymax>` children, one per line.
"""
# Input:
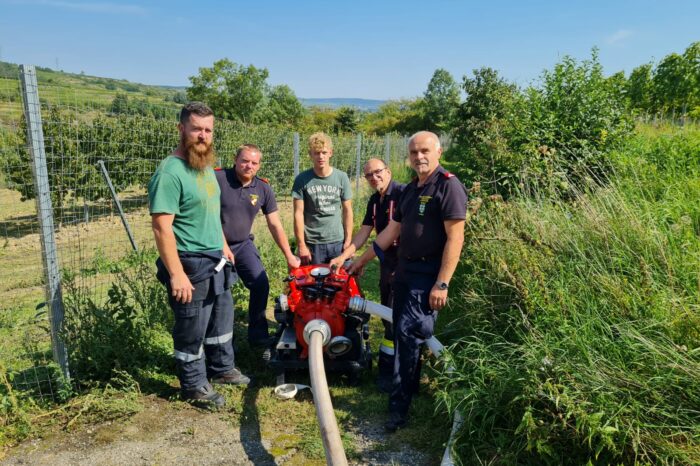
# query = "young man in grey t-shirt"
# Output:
<box><xmin>292</xmin><ymin>132</ymin><xmax>353</xmax><ymax>264</ymax></box>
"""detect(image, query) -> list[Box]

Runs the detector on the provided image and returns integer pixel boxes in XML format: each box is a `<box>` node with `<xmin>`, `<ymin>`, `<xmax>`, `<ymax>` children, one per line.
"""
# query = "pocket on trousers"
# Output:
<box><xmin>170</xmin><ymin>298</ymin><xmax>202</xmax><ymax>319</ymax></box>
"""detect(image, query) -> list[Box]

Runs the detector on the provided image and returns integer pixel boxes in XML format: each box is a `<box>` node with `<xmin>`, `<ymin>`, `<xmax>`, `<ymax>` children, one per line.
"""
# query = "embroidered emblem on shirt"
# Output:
<box><xmin>250</xmin><ymin>194</ymin><xmax>258</xmax><ymax>206</ymax></box>
<box><xmin>418</xmin><ymin>195</ymin><xmax>431</xmax><ymax>216</ymax></box>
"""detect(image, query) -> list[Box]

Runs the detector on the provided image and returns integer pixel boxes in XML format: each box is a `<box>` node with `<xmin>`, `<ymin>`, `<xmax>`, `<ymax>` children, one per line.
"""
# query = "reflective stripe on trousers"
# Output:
<box><xmin>174</xmin><ymin>345</ymin><xmax>204</xmax><ymax>363</ymax></box>
<box><xmin>204</xmin><ymin>332</ymin><xmax>233</xmax><ymax>345</ymax></box>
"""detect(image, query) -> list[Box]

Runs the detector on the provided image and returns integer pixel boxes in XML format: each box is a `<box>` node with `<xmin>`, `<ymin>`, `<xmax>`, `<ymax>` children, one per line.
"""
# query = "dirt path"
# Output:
<box><xmin>2</xmin><ymin>394</ymin><xmax>432</xmax><ymax>465</ymax></box>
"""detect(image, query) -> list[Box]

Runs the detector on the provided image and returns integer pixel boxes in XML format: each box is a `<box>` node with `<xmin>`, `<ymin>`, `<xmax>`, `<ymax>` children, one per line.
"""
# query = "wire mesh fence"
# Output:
<box><xmin>0</xmin><ymin>64</ymin><xmax>417</xmax><ymax>401</ymax></box>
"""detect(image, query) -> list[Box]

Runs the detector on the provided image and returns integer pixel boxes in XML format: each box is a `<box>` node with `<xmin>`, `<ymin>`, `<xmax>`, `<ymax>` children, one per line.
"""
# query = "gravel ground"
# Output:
<box><xmin>1</xmin><ymin>395</ymin><xmax>432</xmax><ymax>465</ymax></box>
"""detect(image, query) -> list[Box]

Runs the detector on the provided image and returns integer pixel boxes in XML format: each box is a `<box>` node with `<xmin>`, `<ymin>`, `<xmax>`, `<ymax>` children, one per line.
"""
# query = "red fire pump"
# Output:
<box><xmin>267</xmin><ymin>264</ymin><xmax>372</xmax><ymax>383</ymax></box>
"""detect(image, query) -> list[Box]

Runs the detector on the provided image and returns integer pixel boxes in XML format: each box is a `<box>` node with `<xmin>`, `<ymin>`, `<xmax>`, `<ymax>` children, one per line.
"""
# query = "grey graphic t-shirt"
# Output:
<box><xmin>292</xmin><ymin>168</ymin><xmax>352</xmax><ymax>244</ymax></box>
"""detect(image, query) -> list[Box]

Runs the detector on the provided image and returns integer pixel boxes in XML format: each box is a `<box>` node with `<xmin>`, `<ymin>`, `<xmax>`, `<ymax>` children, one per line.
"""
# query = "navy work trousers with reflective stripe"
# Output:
<box><xmin>170</xmin><ymin>274</ymin><xmax>235</xmax><ymax>391</ymax></box>
<box><xmin>379</xmin><ymin>256</ymin><xmax>398</xmax><ymax>341</ymax></box>
<box><xmin>230</xmin><ymin>239</ymin><xmax>270</xmax><ymax>345</ymax></box>
<box><xmin>389</xmin><ymin>272</ymin><xmax>437</xmax><ymax>418</ymax></box>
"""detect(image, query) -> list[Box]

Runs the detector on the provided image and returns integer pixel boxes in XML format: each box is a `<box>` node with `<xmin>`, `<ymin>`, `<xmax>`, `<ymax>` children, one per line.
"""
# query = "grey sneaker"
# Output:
<box><xmin>181</xmin><ymin>383</ymin><xmax>225</xmax><ymax>410</ymax></box>
<box><xmin>211</xmin><ymin>367</ymin><xmax>251</xmax><ymax>386</ymax></box>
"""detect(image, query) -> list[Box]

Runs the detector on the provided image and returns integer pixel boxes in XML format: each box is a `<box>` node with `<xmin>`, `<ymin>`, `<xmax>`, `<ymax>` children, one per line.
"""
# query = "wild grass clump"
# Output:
<box><xmin>436</xmin><ymin>127</ymin><xmax>700</xmax><ymax>465</ymax></box>
<box><xmin>62</xmin><ymin>249</ymin><xmax>172</xmax><ymax>384</ymax></box>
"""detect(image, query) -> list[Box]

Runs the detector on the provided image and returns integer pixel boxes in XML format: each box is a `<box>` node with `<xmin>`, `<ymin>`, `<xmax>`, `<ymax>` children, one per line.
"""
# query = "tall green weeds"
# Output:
<box><xmin>437</xmin><ymin>127</ymin><xmax>700</xmax><ymax>464</ymax></box>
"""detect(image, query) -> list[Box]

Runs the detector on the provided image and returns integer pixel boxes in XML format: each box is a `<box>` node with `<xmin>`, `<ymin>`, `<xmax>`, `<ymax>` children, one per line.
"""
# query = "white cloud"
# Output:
<box><xmin>606</xmin><ymin>29</ymin><xmax>633</xmax><ymax>45</ymax></box>
<box><xmin>4</xmin><ymin>0</ymin><xmax>147</xmax><ymax>15</ymax></box>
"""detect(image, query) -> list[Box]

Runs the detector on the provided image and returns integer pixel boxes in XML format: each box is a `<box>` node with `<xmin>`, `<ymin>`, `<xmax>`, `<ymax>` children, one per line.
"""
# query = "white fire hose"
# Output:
<box><xmin>347</xmin><ymin>297</ymin><xmax>463</xmax><ymax>466</ymax></box>
<box><xmin>274</xmin><ymin>299</ymin><xmax>461</xmax><ymax>466</ymax></box>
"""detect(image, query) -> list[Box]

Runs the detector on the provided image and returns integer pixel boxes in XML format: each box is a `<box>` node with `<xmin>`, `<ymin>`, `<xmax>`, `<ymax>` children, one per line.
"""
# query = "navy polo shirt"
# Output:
<box><xmin>216</xmin><ymin>168</ymin><xmax>278</xmax><ymax>244</ymax></box>
<box><xmin>393</xmin><ymin>165</ymin><xmax>468</xmax><ymax>263</ymax></box>
<box><xmin>362</xmin><ymin>180</ymin><xmax>405</xmax><ymax>261</ymax></box>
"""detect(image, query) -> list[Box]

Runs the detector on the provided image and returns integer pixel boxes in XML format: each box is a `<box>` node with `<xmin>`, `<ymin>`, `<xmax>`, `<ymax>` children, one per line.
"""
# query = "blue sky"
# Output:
<box><xmin>0</xmin><ymin>0</ymin><xmax>698</xmax><ymax>100</ymax></box>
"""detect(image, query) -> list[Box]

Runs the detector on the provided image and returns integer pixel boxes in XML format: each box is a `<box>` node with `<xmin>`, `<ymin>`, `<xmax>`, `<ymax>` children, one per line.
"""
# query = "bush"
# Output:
<box><xmin>62</xmin><ymin>252</ymin><xmax>172</xmax><ymax>383</ymax></box>
<box><xmin>448</xmin><ymin>51</ymin><xmax>633</xmax><ymax>197</ymax></box>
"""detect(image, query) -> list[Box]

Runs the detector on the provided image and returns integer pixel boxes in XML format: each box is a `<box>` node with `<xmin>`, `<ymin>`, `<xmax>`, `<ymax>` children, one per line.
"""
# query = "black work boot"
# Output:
<box><xmin>181</xmin><ymin>383</ymin><xmax>225</xmax><ymax>410</ymax></box>
<box><xmin>211</xmin><ymin>367</ymin><xmax>251</xmax><ymax>386</ymax></box>
<box><xmin>384</xmin><ymin>412</ymin><xmax>408</xmax><ymax>433</ymax></box>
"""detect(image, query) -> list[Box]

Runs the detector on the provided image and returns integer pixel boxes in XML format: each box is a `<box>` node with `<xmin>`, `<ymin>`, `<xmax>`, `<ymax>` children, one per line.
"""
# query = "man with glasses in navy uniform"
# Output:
<box><xmin>345</xmin><ymin>132</ymin><xmax>468</xmax><ymax>432</ymax></box>
<box><xmin>330</xmin><ymin>158</ymin><xmax>405</xmax><ymax>393</ymax></box>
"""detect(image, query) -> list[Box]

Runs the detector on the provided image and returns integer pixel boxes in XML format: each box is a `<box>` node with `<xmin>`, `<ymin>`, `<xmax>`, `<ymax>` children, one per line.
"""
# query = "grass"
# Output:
<box><xmin>435</xmin><ymin>125</ymin><xmax>700</xmax><ymax>465</ymax></box>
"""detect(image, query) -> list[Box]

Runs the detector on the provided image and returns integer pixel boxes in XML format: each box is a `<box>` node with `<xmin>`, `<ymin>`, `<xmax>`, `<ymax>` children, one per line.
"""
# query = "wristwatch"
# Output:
<box><xmin>435</xmin><ymin>281</ymin><xmax>449</xmax><ymax>290</ymax></box>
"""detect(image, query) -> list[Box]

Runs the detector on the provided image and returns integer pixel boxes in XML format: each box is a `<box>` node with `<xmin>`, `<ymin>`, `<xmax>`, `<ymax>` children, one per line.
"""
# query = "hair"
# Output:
<box><xmin>179</xmin><ymin>101</ymin><xmax>214</xmax><ymax>124</ymax></box>
<box><xmin>408</xmin><ymin>131</ymin><xmax>441</xmax><ymax>150</ymax></box>
<box><xmin>363</xmin><ymin>158</ymin><xmax>387</xmax><ymax>172</ymax></box>
<box><xmin>236</xmin><ymin>143</ymin><xmax>262</xmax><ymax>159</ymax></box>
<box><xmin>308</xmin><ymin>132</ymin><xmax>333</xmax><ymax>152</ymax></box>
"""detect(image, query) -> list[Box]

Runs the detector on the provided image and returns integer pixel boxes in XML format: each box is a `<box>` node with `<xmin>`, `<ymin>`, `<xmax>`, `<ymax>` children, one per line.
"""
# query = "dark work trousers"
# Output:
<box><xmin>170</xmin><ymin>272</ymin><xmax>235</xmax><ymax>391</ymax></box>
<box><xmin>308</xmin><ymin>241</ymin><xmax>343</xmax><ymax>265</ymax></box>
<box><xmin>377</xmin><ymin>256</ymin><xmax>398</xmax><ymax>384</ymax></box>
<box><xmin>231</xmin><ymin>239</ymin><xmax>270</xmax><ymax>345</ymax></box>
<box><xmin>389</xmin><ymin>271</ymin><xmax>437</xmax><ymax>418</ymax></box>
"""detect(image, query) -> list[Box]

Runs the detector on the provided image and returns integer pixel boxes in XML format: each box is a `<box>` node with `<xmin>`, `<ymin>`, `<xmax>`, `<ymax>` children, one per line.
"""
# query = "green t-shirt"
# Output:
<box><xmin>292</xmin><ymin>168</ymin><xmax>352</xmax><ymax>245</ymax></box>
<box><xmin>148</xmin><ymin>155</ymin><xmax>223</xmax><ymax>252</ymax></box>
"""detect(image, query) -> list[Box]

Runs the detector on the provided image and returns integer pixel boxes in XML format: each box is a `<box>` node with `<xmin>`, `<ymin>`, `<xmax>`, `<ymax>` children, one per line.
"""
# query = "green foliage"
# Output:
<box><xmin>422</xmin><ymin>68</ymin><xmax>460</xmax><ymax>132</ymax></box>
<box><xmin>360</xmin><ymin>98</ymin><xmax>425</xmax><ymax>135</ymax></box>
<box><xmin>436</xmin><ymin>128</ymin><xmax>700</xmax><ymax>465</ymax></box>
<box><xmin>333</xmin><ymin>106</ymin><xmax>360</xmax><ymax>133</ymax></box>
<box><xmin>449</xmin><ymin>66</ymin><xmax>525</xmax><ymax>193</ymax></box>
<box><xmin>62</xmin><ymin>252</ymin><xmax>172</xmax><ymax>383</ymax></box>
<box><xmin>448</xmin><ymin>51</ymin><xmax>633</xmax><ymax>196</ymax></box>
<box><xmin>187</xmin><ymin>58</ymin><xmax>307</xmax><ymax>127</ymax></box>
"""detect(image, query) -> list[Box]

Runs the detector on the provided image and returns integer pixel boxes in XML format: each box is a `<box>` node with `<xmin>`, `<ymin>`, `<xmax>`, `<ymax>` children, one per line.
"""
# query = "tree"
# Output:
<box><xmin>652</xmin><ymin>53</ymin><xmax>692</xmax><ymax>113</ymax></box>
<box><xmin>423</xmin><ymin>68</ymin><xmax>460</xmax><ymax>132</ymax></box>
<box><xmin>626</xmin><ymin>63</ymin><xmax>654</xmax><ymax>112</ymax></box>
<box><xmin>187</xmin><ymin>58</ymin><xmax>270</xmax><ymax>123</ymax></box>
<box><xmin>333</xmin><ymin>106</ymin><xmax>360</xmax><ymax>133</ymax></box>
<box><xmin>265</xmin><ymin>84</ymin><xmax>306</xmax><ymax>127</ymax></box>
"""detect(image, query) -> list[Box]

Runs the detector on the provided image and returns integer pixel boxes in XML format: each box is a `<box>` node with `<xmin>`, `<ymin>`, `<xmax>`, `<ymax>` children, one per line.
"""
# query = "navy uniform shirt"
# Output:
<box><xmin>362</xmin><ymin>180</ymin><xmax>405</xmax><ymax>262</ymax></box>
<box><xmin>393</xmin><ymin>165</ymin><xmax>468</xmax><ymax>270</ymax></box>
<box><xmin>215</xmin><ymin>168</ymin><xmax>278</xmax><ymax>244</ymax></box>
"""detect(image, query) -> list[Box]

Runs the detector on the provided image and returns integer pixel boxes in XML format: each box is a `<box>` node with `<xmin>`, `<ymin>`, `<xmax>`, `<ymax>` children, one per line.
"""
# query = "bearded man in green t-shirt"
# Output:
<box><xmin>292</xmin><ymin>132</ymin><xmax>353</xmax><ymax>264</ymax></box>
<box><xmin>148</xmin><ymin>102</ymin><xmax>249</xmax><ymax>410</ymax></box>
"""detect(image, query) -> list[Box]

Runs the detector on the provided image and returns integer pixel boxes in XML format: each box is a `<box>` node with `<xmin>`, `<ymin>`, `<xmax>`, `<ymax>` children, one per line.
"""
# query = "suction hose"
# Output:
<box><xmin>348</xmin><ymin>297</ymin><xmax>463</xmax><ymax>466</ymax></box>
<box><xmin>303</xmin><ymin>319</ymin><xmax>348</xmax><ymax>466</ymax></box>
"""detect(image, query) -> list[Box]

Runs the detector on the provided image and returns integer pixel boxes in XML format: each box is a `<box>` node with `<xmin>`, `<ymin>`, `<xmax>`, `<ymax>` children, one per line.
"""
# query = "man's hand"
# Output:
<box><xmin>171</xmin><ymin>271</ymin><xmax>195</xmax><ymax>304</ymax></box>
<box><xmin>343</xmin><ymin>239</ymin><xmax>352</xmax><ymax>251</ymax></box>
<box><xmin>328</xmin><ymin>256</ymin><xmax>345</xmax><ymax>272</ymax></box>
<box><xmin>298</xmin><ymin>244</ymin><xmax>312</xmax><ymax>265</ymax></box>
<box><xmin>346</xmin><ymin>260</ymin><xmax>365</xmax><ymax>276</ymax></box>
<box><xmin>286</xmin><ymin>254</ymin><xmax>301</xmax><ymax>270</ymax></box>
<box><xmin>429</xmin><ymin>285</ymin><xmax>448</xmax><ymax>311</ymax></box>
<box><xmin>223</xmin><ymin>243</ymin><xmax>235</xmax><ymax>264</ymax></box>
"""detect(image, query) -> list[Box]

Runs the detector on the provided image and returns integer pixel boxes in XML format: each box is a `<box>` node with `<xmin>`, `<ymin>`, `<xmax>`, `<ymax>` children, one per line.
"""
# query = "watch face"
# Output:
<box><xmin>438</xmin><ymin>282</ymin><xmax>448</xmax><ymax>290</ymax></box>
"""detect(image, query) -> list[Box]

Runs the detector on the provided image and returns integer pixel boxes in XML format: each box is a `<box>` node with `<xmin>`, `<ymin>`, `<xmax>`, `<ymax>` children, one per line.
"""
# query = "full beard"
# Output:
<box><xmin>184</xmin><ymin>139</ymin><xmax>215</xmax><ymax>171</ymax></box>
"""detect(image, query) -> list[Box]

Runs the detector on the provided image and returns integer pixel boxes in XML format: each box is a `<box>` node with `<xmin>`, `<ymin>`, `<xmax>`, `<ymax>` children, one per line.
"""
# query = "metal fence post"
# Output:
<box><xmin>20</xmin><ymin>64</ymin><xmax>70</xmax><ymax>382</ymax></box>
<box><xmin>355</xmin><ymin>133</ymin><xmax>362</xmax><ymax>194</ymax></box>
<box><xmin>293</xmin><ymin>132</ymin><xmax>300</xmax><ymax>177</ymax></box>
<box><xmin>384</xmin><ymin>134</ymin><xmax>391</xmax><ymax>166</ymax></box>
<box><xmin>98</xmin><ymin>160</ymin><xmax>138</xmax><ymax>252</ymax></box>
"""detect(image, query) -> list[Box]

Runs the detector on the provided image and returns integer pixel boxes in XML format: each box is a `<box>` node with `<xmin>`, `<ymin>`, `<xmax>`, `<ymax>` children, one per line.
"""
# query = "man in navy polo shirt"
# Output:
<box><xmin>329</xmin><ymin>158</ymin><xmax>405</xmax><ymax>392</ymax></box>
<box><xmin>348</xmin><ymin>131</ymin><xmax>468</xmax><ymax>432</ymax></box>
<box><xmin>216</xmin><ymin>144</ymin><xmax>300</xmax><ymax>347</ymax></box>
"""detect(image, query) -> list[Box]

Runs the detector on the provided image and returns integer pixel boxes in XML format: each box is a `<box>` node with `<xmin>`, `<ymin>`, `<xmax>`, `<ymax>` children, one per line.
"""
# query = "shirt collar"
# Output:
<box><xmin>414</xmin><ymin>164</ymin><xmax>445</xmax><ymax>188</ymax></box>
<box><xmin>227</xmin><ymin>169</ymin><xmax>257</xmax><ymax>189</ymax></box>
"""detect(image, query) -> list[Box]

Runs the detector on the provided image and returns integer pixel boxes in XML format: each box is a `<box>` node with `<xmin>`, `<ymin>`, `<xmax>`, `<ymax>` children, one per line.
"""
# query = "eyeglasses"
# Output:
<box><xmin>364</xmin><ymin>168</ymin><xmax>386</xmax><ymax>180</ymax></box>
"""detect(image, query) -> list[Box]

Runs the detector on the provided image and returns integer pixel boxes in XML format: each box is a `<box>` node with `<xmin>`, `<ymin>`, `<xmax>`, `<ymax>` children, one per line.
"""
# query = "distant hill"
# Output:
<box><xmin>300</xmin><ymin>98</ymin><xmax>386</xmax><ymax>112</ymax></box>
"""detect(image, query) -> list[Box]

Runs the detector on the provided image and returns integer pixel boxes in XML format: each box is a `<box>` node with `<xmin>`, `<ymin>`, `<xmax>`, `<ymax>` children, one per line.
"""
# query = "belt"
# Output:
<box><xmin>403</xmin><ymin>255</ymin><xmax>440</xmax><ymax>262</ymax></box>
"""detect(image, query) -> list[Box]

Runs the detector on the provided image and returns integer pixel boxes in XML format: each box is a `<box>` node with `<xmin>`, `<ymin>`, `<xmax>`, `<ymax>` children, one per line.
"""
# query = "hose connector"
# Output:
<box><xmin>348</xmin><ymin>296</ymin><xmax>367</xmax><ymax>313</ymax></box>
<box><xmin>303</xmin><ymin>319</ymin><xmax>331</xmax><ymax>346</ymax></box>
